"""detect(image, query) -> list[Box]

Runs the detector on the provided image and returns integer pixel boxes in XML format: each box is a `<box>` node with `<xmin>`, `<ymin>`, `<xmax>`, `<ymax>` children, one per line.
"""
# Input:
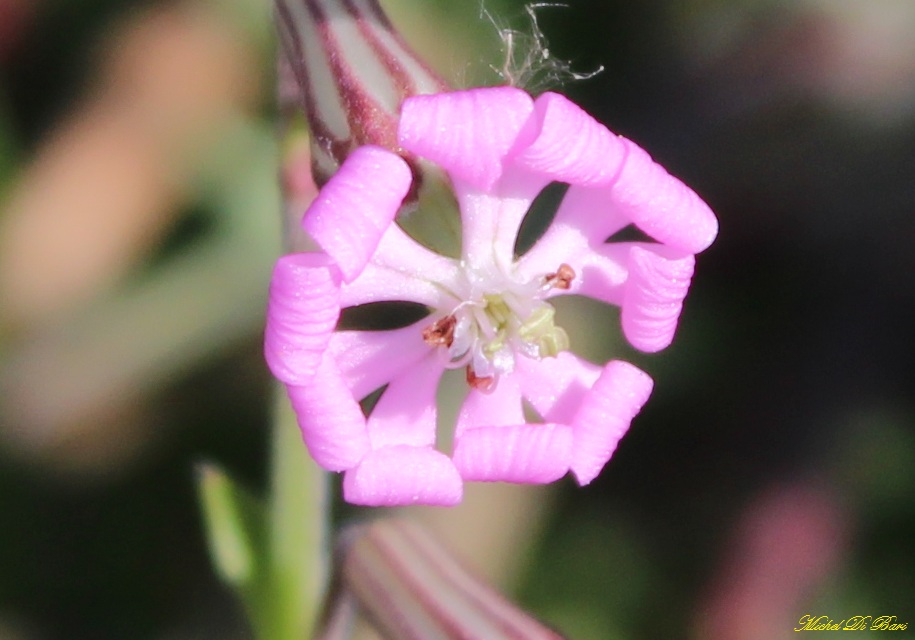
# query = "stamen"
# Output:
<box><xmin>544</xmin><ymin>263</ymin><xmax>575</xmax><ymax>290</ymax></box>
<box><xmin>431</xmin><ymin>265</ymin><xmax>573</xmax><ymax>382</ymax></box>
<box><xmin>471</xmin><ymin>305</ymin><xmax>496</xmax><ymax>340</ymax></box>
<box><xmin>502</xmin><ymin>291</ymin><xmax>529</xmax><ymax>319</ymax></box>
<box><xmin>483</xmin><ymin>295</ymin><xmax>512</xmax><ymax>326</ymax></box>
<box><xmin>518</xmin><ymin>305</ymin><xmax>569</xmax><ymax>358</ymax></box>
<box><xmin>466</xmin><ymin>366</ymin><xmax>496</xmax><ymax>394</ymax></box>
<box><xmin>483</xmin><ymin>330</ymin><xmax>507</xmax><ymax>356</ymax></box>
<box><xmin>422</xmin><ymin>315</ymin><xmax>456</xmax><ymax>347</ymax></box>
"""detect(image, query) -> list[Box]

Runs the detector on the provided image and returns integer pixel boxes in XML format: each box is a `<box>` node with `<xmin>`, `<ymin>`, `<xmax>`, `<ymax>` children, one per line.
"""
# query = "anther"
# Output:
<box><xmin>466</xmin><ymin>366</ymin><xmax>496</xmax><ymax>394</ymax></box>
<box><xmin>422</xmin><ymin>315</ymin><xmax>456</xmax><ymax>347</ymax></box>
<box><xmin>544</xmin><ymin>263</ymin><xmax>575</xmax><ymax>290</ymax></box>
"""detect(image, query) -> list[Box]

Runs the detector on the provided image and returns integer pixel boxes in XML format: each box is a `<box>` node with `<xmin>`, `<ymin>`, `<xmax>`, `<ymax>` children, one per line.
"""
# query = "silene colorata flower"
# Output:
<box><xmin>265</xmin><ymin>86</ymin><xmax>718</xmax><ymax>506</ymax></box>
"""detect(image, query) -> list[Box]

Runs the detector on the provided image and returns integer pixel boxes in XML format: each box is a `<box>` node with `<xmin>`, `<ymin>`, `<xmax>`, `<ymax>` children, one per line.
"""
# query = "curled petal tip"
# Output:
<box><xmin>286</xmin><ymin>354</ymin><xmax>370</xmax><ymax>472</ymax></box>
<box><xmin>398</xmin><ymin>86</ymin><xmax>534</xmax><ymax>190</ymax></box>
<box><xmin>612</xmin><ymin>138</ymin><xmax>718</xmax><ymax>254</ymax></box>
<box><xmin>303</xmin><ymin>146</ymin><xmax>411</xmax><ymax>282</ymax></box>
<box><xmin>453</xmin><ymin>423</ymin><xmax>572</xmax><ymax>484</ymax></box>
<box><xmin>622</xmin><ymin>247</ymin><xmax>696</xmax><ymax>353</ymax></box>
<box><xmin>571</xmin><ymin>360</ymin><xmax>653</xmax><ymax>485</ymax></box>
<box><xmin>512</xmin><ymin>91</ymin><xmax>627</xmax><ymax>186</ymax></box>
<box><xmin>343</xmin><ymin>445</ymin><xmax>463</xmax><ymax>506</ymax></box>
<box><xmin>264</xmin><ymin>253</ymin><xmax>341</xmax><ymax>385</ymax></box>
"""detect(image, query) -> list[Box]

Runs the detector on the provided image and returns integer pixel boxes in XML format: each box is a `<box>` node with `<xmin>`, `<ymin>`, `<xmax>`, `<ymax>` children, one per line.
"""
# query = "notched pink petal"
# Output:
<box><xmin>372</xmin><ymin>222</ymin><xmax>460</xmax><ymax>282</ymax></box>
<box><xmin>516</xmin><ymin>352</ymin><xmax>600</xmax><ymax>424</ymax></box>
<box><xmin>343</xmin><ymin>445</ymin><xmax>463</xmax><ymax>506</ymax></box>
<box><xmin>611</xmin><ymin>138</ymin><xmax>718</xmax><ymax>253</ymax></box>
<box><xmin>286</xmin><ymin>353</ymin><xmax>370</xmax><ymax>472</ymax></box>
<box><xmin>453</xmin><ymin>423</ymin><xmax>572</xmax><ymax>484</ymax></box>
<box><xmin>622</xmin><ymin>246</ymin><xmax>695</xmax><ymax>353</ymax></box>
<box><xmin>457</xmin><ymin>170</ymin><xmax>549</xmax><ymax>272</ymax></box>
<box><xmin>398</xmin><ymin>86</ymin><xmax>534</xmax><ymax>190</ymax></box>
<box><xmin>340</xmin><ymin>224</ymin><xmax>458</xmax><ymax>308</ymax></box>
<box><xmin>302</xmin><ymin>146</ymin><xmax>411</xmax><ymax>282</ymax></box>
<box><xmin>515</xmin><ymin>186</ymin><xmax>628</xmax><ymax>288</ymax></box>
<box><xmin>565</xmin><ymin>243</ymin><xmax>632</xmax><ymax>306</ymax></box>
<box><xmin>264</xmin><ymin>253</ymin><xmax>341</xmax><ymax>385</ymax></box>
<box><xmin>329</xmin><ymin>323</ymin><xmax>430</xmax><ymax>400</ymax></box>
<box><xmin>366</xmin><ymin>354</ymin><xmax>443</xmax><ymax>449</ymax></box>
<box><xmin>454</xmin><ymin>376</ymin><xmax>523</xmax><ymax>439</ymax></box>
<box><xmin>512</xmin><ymin>92</ymin><xmax>627</xmax><ymax>186</ymax></box>
<box><xmin>571</xmin><ymin>360</ymin><xmax>653</xmax><ymax>485</ymax></box>
<box><xmin>340</xmin><ymin>263</ymin><xmax>444</xmax><ymax>307</ymax></box>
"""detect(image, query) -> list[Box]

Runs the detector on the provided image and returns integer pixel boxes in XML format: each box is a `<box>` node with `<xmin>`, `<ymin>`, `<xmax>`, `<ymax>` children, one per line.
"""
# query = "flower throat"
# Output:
<box><xmin>423</xmin><ymin>263</ymin><xmax>575</xmax><ymax>391</ymax></box>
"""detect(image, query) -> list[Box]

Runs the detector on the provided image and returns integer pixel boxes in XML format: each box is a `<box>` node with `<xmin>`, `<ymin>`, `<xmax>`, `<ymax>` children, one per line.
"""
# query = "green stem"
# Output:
<box><xmin>262</xmin><ymin>39</ymin><xmax>334</xmax><ymax>639</ymax></box>
<box><xmin>265</xmin><ymin>384</ymin><xmax>329</xmax><ymax>640</ymax></box>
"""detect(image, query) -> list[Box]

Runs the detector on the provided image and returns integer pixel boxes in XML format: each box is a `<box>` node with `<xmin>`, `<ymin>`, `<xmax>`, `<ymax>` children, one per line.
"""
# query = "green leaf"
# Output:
<box><xmin>196</xmin><ymin>462</ymin><xmax>266</xmax><ymax>589</ymax></box>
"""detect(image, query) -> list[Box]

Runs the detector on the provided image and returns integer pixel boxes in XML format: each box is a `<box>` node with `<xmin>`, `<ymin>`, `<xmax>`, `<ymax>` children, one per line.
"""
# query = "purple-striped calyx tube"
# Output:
<box><xmin>275</xmin><ymin>0</ymin><xmax>447</xmax><ymax>185</ymax></box>
<box><xmin>315</xmin><ymin>519</ymin><xmax>567</xmax><ymax>640</ymax></box>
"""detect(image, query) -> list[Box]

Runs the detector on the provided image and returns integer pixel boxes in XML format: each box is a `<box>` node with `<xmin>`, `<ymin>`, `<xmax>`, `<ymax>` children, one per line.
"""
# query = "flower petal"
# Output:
<box><xmin>286</xmin><ymin>353</ymin><xmax>370</xmax><ymax>472</ymax></box>
<box><xmin>264</xmin><ymin>253</ymin><xmax>341</xmax><ymax>385</ymax></box>
<box><xmin>366</xmin><ymin>353</ymin><xmax>444</xmax><ymax>449</ymax></box>
<box><xmin>454</xmin><ymin>376</ymin><xmax>524</xmax><ymax>439</ymax></box>
<box><xmin>453</xmin><ymin>423</ymin><xmax>572</xmax><ymax>484</ymax></box>
<box><xmin>516</xmin><ymin>352</ymin><xmax>600</xmax><ymax>424</ymax></box>
<box><xmin>329</xmin><ymin>322</ymin><xmax>431</xmax><ymax>400</ymax></box>
<box><xmin>343</xmin><ymin>445</ymin><xmax>463</xmax><ymax>506</ymax></box>
<box><xmin>514</xmin><ymin>185</ymin><xmax>629</xmax><ymax>282</ymax></box>
<box><xmin>570</xmin><ymin>360</ymin><xmax>653</xmax><ymax>485</ymax></box>
<box><xmin>398</xmin><ymin>86</ymin><xmax>534</xmax><ymax>191</ymax></box>
<box><xmin>553</xmin><ymin>184</ymin><xmax>631</xmax><ymax>243</ymax></box>
<box><xmin>611</xmin><ymin>138</ymin><xmax>718</xmax><ymax>253</ymax></box>
<box><xmin>573</xmin><ymin>244</ymin><xmax>632</xmax><ymax>305</ymax></box>
<box><xmin>456</xmin><ymin>169</ymin><xmax>546</xmax><ymax>272</ymax></box>
<box><xmin>341</xmin><ymin>223</ymin><xmax>459</xmax><ymax>307</ymax></box>
<box><xmin>302</xmin><ymin>145</ymin><xmax>411</xmax><ymax>282</ymax></box>
<box><xmin>621</xmin><ymin>246</ymin><xmax>695</xmax><ymax>352</ymax></box>
<box><xmin>372</xmin><ymin>222</ymin><xmax>461</xmax><ymax>286</ymax></box>
<box><xmin>528</xmin><ymin>242</ymin><xmax>632</xmax><ymax>306</ymax></box>
<box><xmin>340</xmin><ymin>263</ymin><xmax>445</xmax><ymax>307</ymax></box>
<box><xmin>512</xmin><ymin>92</ymin><xmax>627</xmax><ymax>186</ymax></box>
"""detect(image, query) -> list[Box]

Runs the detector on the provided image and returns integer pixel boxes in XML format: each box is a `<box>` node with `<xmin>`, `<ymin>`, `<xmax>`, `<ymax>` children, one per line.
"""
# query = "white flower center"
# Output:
<box><xmin>423</xmin><ymin>263</ymin><xmax>574</xmax><ymax>391</ymax></box>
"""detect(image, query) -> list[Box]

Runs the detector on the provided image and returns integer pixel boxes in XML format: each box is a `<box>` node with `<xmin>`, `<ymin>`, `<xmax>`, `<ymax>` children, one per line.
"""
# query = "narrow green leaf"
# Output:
<box><xmin>196</xmin><ymin>462</ymin><xmax>264</xmax><ymax>588</ymax></box>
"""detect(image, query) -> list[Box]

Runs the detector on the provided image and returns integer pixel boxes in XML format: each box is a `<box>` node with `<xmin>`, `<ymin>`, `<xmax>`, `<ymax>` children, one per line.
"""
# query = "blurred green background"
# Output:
<box><xmin>1</xmin><ymin>0</ymin><xmax>914</xmax><ymax>638</ymax></box>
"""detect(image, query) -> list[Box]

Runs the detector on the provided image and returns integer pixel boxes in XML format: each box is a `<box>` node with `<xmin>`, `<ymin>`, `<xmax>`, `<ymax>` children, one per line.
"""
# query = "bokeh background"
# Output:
<box><xmin>1</xmin><ymin>1</ymin><xmax>914</xmax><ymax>638</ymax></box>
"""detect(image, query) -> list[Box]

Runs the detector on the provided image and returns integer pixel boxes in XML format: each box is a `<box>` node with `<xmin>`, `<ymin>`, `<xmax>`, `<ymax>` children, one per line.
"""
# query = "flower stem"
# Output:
<box><xmin>265</xmin><ymin>383</ymin><xmax>329</xmax><ymax>640</ymax></box>
<box><xmin>260</xmin><ymin>50</ymin><xmax>332</xmax><ymax>640</ymax></box>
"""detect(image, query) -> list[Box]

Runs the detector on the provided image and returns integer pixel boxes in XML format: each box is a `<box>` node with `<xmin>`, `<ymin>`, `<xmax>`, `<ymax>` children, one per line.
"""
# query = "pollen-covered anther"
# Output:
<box><xmin>544</xmin><ymin>263</ymin><xmax>576</xmax><ymax>290</ymax></box>
<box><xmin>466</xmin><ymin>366</ymin><xmax>496</xmax><ymax>393</ymax></box>
<box><xmin>422</xmin><ymin>315</ymin><xmax>457</xmax><ymax>347</ymax></box>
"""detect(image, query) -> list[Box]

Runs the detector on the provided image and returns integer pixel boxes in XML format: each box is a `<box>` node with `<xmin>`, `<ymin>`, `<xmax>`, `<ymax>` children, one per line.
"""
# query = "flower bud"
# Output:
<box><xmin>275</xmin><ymin>0</ymin><xmax>448</xmax><ymax>185</ymax></box>
<box><xmin>318</xmin><ymin>519</ymin><xmax>568</xmax><ymax>639</ymax></box>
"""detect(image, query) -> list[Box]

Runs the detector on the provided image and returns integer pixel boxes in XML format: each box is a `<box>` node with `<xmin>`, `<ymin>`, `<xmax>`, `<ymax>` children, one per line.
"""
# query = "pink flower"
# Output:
<box><xmin>265</xmin><ymin>86</ymin><xmax>718</xmax><ymax>506</ymax></box>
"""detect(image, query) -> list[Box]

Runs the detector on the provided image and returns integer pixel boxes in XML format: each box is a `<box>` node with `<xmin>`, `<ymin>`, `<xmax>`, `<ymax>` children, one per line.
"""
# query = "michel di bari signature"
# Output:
<box><xmin>796</xmin><ymin>615</ymin><xmax>908</xmax><ymax>631</ymax></box>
